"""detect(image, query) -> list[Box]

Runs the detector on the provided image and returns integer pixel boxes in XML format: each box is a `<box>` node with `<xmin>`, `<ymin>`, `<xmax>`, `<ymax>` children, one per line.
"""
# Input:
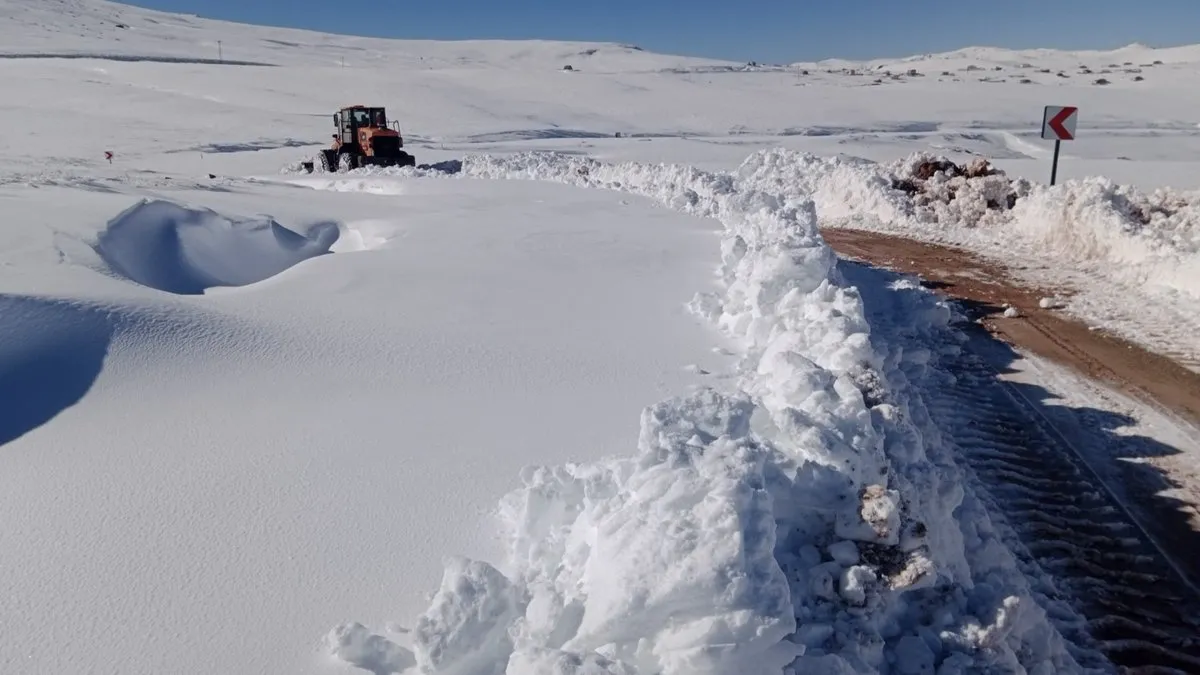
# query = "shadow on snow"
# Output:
<box><xmin>0</xmin><ymin>295</ymin><xmax>115</xmax><ymax>447</ymax></box>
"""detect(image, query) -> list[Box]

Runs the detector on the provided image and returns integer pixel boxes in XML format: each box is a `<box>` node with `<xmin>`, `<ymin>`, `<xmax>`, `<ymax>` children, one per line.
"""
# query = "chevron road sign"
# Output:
<box><xmin>1041</xmin><ymin>105</ymin><xmax>1079</xmax><ymax>185</ymax></box>
<box><xmin>1042</xmin><ymin>106</ymin><xmax>1078</xmax><ymax>140</ymax></box>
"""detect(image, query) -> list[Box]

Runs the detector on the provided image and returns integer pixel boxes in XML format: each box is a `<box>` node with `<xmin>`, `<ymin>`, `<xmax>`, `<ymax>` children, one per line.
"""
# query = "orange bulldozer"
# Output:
<box><xmin>304</xmin><ymin>104</ymin><xmax>416</xmax><ymax>172</ymax></box>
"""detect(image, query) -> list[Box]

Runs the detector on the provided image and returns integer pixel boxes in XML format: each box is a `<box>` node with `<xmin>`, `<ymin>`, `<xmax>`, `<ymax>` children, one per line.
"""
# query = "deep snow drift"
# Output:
<box><xmin>4</xmin><ymin>1</ymin><xmax>1200</xmax><ymax>673</ymax></box>
<box><xmin>94</xmin><ymin>199</ymin><xmax>340</xmax><ymax>294</ymax></box>
<box><xmin>299</xmin><ymin>148</ymin><xmax>1200</xmax><ymax>371</ymax></box>
<box><xmin>320</xmin><ymin>151</ymin><xmax>1083</xmax><ymax>675</ymax></box>
<box><xmin>0</xmin><ymin>177</ymin><xmax>742</xmax><ymax>675</ymax></box>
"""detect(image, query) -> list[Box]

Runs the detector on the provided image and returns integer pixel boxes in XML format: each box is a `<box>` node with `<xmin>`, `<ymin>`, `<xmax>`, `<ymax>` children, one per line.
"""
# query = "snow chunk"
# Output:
<box><xmin>828</xmin><ymin>540</ymin><xmax>860</xmax><ymax>566</ymax></box>
<box><xmin>324</xmin><ymin>622</ymin><xmax>415</xmax><ymax>675</ymax></box>
<box><xmin>838</xmin><ymin>484</ymin><xmax>902</xmax><ymax>544</ymax></box>
<box><xmin>413</xmin><ymin>558</ymin><xmax>520</xmax><ymax>675</ymax></box>
<box><xmin>1038</xmin><ymin>297</ymin><xmax>1062</xmax><ymax>309</ymax></box>
<box><xmin>839</xmin><ymin>565</ymin><xmax>876</xmax><ymax>605</ymax></box>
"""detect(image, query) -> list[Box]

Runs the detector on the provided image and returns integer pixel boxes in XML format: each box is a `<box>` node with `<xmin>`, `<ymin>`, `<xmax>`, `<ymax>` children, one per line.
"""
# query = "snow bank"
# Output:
<box><xmin>326</xmin><ymin>151</ymin><xmax>1068</xmax><ymax>674</ymax></box>
<box><xmin>93</xmin><ymin>199</ymin><xmax>340</xmax><ymax>295</ymax></box>
<box><xmin>732</xmin><ymin>149</ymin><xmax>1200</xmax><ymax>365</ymax></box>
<box><xmin>904</xmin><ymin>155</ymin><xmax>1200</xmax><ymax>301</ymax></box>
<box><xmin>411</xmin><ymin>394</ymin><xmax>803</xmax><ymax>675</ymax></box>
<box><xmin>1007</xmin><ymin>178</ymin><xmax>1200</xmax><ymax>296</ymax></box>
<box><xmin>732</xmin><ymin>148</ymin><xmax>1200</xmax><ymax>301</ymax></box>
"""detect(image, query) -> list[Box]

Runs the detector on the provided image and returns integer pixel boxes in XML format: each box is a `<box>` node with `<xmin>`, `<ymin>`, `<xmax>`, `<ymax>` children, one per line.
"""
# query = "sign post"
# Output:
<box><xmin>1040</xmin><ymin>105</ymin><xmax>1078</xmax><ymax>186</ymax></box>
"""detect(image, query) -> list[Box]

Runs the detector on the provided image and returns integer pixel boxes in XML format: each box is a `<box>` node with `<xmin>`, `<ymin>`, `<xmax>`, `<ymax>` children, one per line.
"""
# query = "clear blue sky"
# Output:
<box><xmin>125</xmin><ymin>0</ymin><xmax>1200</xmax><ymax>63</ymax></box>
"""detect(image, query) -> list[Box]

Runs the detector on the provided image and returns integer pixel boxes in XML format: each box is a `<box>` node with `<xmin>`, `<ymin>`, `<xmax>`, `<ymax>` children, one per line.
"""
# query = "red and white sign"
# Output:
<box><xmin>1041</xmin><ymin>105</ymin><xmax>1078</xmax><ymax>141</ymax></box>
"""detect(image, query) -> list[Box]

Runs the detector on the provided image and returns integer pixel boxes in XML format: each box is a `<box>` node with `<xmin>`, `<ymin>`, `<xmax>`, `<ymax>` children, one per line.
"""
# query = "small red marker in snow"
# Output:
<box><xmin>104</xmin><ymin>151</ymin><xmax>114</xmax><ymax>163</ymax></box>
<box><xmin>1040</xmin><ymin>105</ymin><xmax>1079</xmax><ymax>185</ymax></box>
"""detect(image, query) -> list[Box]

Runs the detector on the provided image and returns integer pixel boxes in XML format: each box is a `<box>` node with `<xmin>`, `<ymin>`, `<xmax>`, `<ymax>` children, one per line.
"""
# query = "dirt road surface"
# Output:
<box><xmin>822</xmin><ymin>228</ymin><xmax>1200</xmax><ymax>427</ymax></box>
<box><xmin>823</xmin><ymin>228</ymin><xmax>1200</xmax><ymax>598</ymax></box>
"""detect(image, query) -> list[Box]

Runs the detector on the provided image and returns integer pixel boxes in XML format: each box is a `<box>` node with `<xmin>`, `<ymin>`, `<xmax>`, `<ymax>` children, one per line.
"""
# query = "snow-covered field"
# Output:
<box><xmin>3</xmin><ymin>1</ymin><xmax>1200</xmax><ymax>674</ymax></box>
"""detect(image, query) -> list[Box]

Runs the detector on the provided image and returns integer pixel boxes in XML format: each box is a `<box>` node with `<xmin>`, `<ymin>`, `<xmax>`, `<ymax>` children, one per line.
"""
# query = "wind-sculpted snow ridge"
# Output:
<box><xmin>93</xmin><ymin>200</ymin><xmax>340</xmax><ymax>295</ymax></box>
<box><xmin>326</xmin><ymin>151</ymin><xmax>1075</xmax><ymax>675</ymax></box>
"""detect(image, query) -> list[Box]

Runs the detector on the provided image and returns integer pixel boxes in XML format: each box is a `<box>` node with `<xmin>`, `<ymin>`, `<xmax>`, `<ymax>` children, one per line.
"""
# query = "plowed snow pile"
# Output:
<box><xmin>759</xmin><ymin>151</ymin><xmax>1200</xmax><ymax>365</ymax></box>
<box><xmin>324</xmin><ymin>152</ymin><xmax>1082</xmax><ymax>675</ymax></box>
<box><xmin>331</xmin><ymin>150</ymin><xmax>1200</xmax><ymax>304</ymax></box>
<box><xmin>302</xmin><ymin>149</ymin><xmax>1200</xmax><ymax>368</ymax></box>
<box><xmin>731</xmin><ymin>150</ymin><xmax>1200</xmax><ymax>301</ymax></box>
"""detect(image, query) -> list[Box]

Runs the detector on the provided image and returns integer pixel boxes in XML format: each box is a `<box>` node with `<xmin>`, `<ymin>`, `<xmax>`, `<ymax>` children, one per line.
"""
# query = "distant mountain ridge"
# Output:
<box><xmin>0</xmin><ymin>0</ymin><xmax>736</xmax><ymax>71</ymax></box>
<box><xmin>4</xmin><ymin>0</ymin><xmax>1198</xmax><ymax>73</ymax></box>
<box><xmin>795</xmin><ymin>42</ymin><xmax>1200</xmax><ymax>72</ymax></box>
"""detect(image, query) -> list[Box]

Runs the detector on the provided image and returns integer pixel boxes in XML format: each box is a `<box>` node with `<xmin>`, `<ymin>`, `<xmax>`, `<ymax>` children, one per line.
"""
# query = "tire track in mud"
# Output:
<box><xmin>822</xmin><ymin>228</ymin><xmax>1200</xmax><ymax>586</ymax></box>
<box><xmin>926</xmin><ymin>345</ymin><xmax>1200</xmax><ymax>673</ymax></box>
<box><xmin>820</xmin><ymin>228</ymin><xmax>1200</xmax><ymax>427</ymax></box>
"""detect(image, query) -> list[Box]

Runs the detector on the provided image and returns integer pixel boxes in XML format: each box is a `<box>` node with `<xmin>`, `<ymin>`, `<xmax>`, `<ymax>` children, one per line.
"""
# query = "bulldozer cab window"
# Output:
<box><xmin>351</xmin><ymin>109</ymin><xmax>371</xmax><ymax>126</ymax></box>
<box><xmin>370</xmin><ymin>110</ymin><xmax>386</xmax><ymax>127</ymax></box>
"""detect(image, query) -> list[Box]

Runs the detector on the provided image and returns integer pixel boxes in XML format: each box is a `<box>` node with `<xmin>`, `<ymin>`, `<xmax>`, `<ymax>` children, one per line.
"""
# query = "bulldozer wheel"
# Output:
<box><xmin>319</xmin><ymin>150</ymin><xmax>337</xmax><ymax>172</ymax></box>
<box><xmin>338</xmin><ymin>153</ymin><xmax>357</xmax><ymax>172</ymax></box>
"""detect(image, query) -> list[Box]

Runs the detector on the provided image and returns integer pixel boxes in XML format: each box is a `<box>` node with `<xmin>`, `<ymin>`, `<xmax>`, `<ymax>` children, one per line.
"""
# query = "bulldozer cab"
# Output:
<box><xmin>335</xmin><ymin>106</ymin><xmax>398</xmax><ymax>145</ymax></box>
<box><xmin>336</xmin><ymin>106</ymin><xmax>386</xmax><ymax>131</ymax></box>
<box><xmin>308</xmin><ymin>104</ymin><xmax>414</xmax><ymax>173</ymax></box>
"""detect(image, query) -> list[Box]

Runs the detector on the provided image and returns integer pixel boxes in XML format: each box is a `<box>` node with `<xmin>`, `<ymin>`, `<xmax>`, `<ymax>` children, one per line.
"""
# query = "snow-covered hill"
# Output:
<box><xmin>0</xmin><ymin>0</ymin><xmax>732</xmax><ymax>70</ymax></box>
<box><xmin>3</xmin><ymin>2</ymin><xmax>1200</xmax><ymax>674</ymax></box>
<box><xmin>797</xmin><ymin>41</ymin><xmax>1200</xmax><ymax>73</ymax></box>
